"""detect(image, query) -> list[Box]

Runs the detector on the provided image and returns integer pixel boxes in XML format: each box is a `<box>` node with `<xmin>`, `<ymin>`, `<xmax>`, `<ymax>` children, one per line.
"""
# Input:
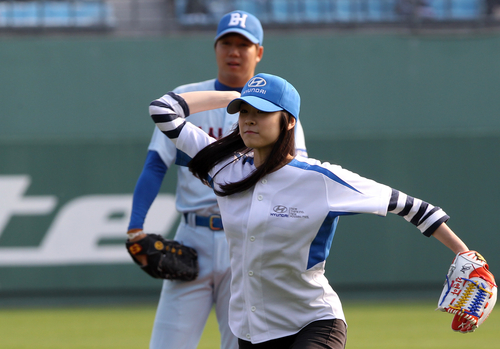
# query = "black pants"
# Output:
<box><xmin>238</xmin><ymin>319</ymin><xmax>347</xmax><ymax>349</ymax></box>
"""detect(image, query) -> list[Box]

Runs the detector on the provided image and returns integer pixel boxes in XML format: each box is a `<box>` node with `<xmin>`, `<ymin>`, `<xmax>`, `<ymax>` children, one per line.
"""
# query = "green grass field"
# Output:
<box><xmin>0</xmin><ymin>300</ymin><xmax>498</xmax><ymax>348</ymax></box>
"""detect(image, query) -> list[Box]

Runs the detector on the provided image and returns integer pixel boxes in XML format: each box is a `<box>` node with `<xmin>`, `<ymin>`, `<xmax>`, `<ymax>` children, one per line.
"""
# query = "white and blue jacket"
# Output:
<box><xmin>150</xmin><ymin>92</ymin><xmax>449</xmax><ymax>344</ymax></box>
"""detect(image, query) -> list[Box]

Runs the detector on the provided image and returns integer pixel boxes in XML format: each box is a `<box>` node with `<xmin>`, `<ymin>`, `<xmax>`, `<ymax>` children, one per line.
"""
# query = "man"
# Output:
<box><xmin>126</xmin><ymin>10</ymin><xmax>307</xmax><ymax>349</ymax></box>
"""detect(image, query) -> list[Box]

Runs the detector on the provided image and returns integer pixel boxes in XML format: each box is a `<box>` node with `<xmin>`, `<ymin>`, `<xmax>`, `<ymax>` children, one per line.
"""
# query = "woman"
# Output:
<box><xmin>149</xmin><ymin>73</ymin><xmax>469</xmax><ymax>348</ymax></box>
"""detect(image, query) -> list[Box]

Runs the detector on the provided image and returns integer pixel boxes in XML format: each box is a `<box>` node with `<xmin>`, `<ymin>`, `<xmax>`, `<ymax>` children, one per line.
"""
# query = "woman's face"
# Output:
<box><xmin>238</xmin><ymin>103</ymin><xmax>283</xmax><ymax>152</ymax></box>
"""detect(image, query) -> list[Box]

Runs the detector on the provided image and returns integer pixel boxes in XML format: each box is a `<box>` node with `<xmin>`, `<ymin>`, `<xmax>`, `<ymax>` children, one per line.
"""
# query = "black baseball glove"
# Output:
<box><xmin>126</xmin><ymin>234</ymin><xmax>199</xmax><ymax>281</ymax></box>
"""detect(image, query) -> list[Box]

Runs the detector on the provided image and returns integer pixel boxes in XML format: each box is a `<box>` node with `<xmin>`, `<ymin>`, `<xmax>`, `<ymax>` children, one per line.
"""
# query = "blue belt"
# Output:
<box><xmin>184</xmin><ymin>213</ymin><xmax>223</xmax><ymax>231</ymax></box>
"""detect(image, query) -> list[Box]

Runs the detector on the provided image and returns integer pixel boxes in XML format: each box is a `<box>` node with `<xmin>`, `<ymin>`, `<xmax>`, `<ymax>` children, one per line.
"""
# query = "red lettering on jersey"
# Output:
<box><xmin>198</xmin><ymin>126</ymin><xmax>223</xmax><ymax>139</ymax></box>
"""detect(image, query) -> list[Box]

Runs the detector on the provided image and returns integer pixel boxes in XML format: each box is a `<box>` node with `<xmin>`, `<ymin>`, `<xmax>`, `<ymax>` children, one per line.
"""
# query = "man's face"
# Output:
<box><xmin>215</xmin><ymin>34</ymin><xmax>263</xmax><ymax>88</ymax></box>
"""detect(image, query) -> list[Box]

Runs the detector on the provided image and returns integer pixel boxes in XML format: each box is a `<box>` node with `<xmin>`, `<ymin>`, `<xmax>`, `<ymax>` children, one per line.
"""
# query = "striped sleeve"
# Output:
<box><xmin>387</xmin><ymin>189</ymin><xmax>449</xmax><ymax>237</ymax></box>
<box><xmin>149</xmin><ymin>92</ymin><xmax>190</xmax><ymax>142</ymax></box>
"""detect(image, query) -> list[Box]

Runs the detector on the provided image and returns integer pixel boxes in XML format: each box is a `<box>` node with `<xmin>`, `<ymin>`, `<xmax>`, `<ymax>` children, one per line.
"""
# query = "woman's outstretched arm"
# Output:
<box><xmin>431</xmin><ymin>222</ymin><xmax>468</xmax><ymax>254</ymax></box>
<box><xmin>180</xmin><ymin>91</ymin><xmax>240</xmax><ymax>115</ymax></box>
<box><xmin>150</xmin><ymin>91</ymin><xmax>239</xmax><ymax>147</ymax></box>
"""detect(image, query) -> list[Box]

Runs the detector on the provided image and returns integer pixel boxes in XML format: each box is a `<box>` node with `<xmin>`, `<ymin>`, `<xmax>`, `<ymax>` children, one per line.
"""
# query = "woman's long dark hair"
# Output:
<box><xmin>189</xmin><ymin>111</ymin><xmax>296</xmax><ymax>196</ymax></box>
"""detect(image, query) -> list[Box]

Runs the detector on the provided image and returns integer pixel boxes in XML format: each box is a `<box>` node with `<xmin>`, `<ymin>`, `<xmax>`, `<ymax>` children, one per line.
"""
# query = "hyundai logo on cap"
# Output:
<box><xmin>247</xmin><ymin>77</ymin><xmax>267</xmax><ymax>88</ymax></box>
<box><xmin>214</xmin><ymin>10</ymin><xmax>264</xmax><ymax>45</ymax></box>
<box><xmin>227</xmin><ymin>73</ymin><xmax>301</xmax><ymax>120</ymax></box>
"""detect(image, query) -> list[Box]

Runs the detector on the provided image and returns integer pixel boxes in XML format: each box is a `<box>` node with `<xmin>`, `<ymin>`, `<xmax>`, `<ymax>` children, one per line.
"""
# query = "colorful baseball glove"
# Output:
<box><xmin>126</xmin><ymin>234</ymin><xmax>199</xmax><ymax>281</ymax></box>
<box><xmin>437</xmin><ymin>250</ymin><xmax>497</xmax><ymax>333</ymax></box>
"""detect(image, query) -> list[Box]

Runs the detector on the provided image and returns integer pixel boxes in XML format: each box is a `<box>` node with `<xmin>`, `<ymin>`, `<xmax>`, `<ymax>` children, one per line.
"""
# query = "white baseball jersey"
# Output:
<box><xmin>150</xmin><ymin>93</ymin><xmax>449</xmax><ymax>344</ymax></box>
<box><xmin>149</xmin><ymin>79</ymin><xmax>308</xmax><ymax>216</ymax></box>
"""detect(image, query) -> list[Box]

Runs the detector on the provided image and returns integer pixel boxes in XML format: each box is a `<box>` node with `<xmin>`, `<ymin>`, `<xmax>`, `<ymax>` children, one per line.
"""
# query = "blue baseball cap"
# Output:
<box><xmin>227</xmin><ymin>73</ymin><xmax>300</xmax><ymax>120</ymax></box>
<box><xmin>214</xmin><ymin>10</ymin><xmax>263</xmax><ymax>45</ymax></box>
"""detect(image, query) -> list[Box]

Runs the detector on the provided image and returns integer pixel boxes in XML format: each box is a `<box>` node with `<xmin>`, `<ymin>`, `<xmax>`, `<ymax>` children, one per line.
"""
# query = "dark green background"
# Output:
<box><xmin>0</xmin><ymin>32</ymin><xmax>499</xmax><ymax>304</ymax></box>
